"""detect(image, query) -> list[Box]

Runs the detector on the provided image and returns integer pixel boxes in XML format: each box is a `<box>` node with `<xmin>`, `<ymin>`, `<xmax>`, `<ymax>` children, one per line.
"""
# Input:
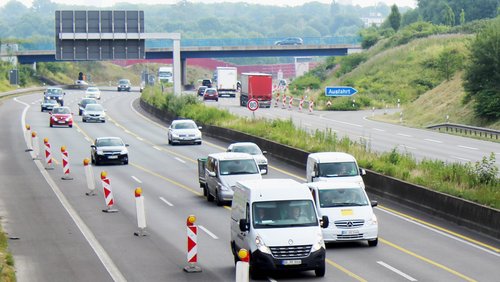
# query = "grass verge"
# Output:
<box><xmin>0</xmin><ymin>224</ymin><xmax>15</xmax><ymax>282</ymax></box>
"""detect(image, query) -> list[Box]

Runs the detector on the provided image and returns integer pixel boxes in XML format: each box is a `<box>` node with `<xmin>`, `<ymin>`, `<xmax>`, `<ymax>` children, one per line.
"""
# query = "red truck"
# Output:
<box><xmin>239</xmin><ymin>73</ymin><xmax>273</xmax><ymax>108</ymax></box>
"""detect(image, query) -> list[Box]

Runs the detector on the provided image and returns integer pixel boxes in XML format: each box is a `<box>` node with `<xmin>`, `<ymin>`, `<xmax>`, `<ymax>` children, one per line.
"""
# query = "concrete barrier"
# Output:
<box><xmin>140</xmin><ymin>98</ymin><xmax>500</xmax><ymax>239</ymax></box>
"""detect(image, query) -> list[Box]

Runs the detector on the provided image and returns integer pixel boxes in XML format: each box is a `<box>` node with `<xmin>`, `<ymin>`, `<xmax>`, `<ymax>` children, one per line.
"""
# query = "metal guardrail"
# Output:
<box><xmin>427</xmin><ymin>123</ymin><xmax>500</xmax><ymax>140</ymax></box>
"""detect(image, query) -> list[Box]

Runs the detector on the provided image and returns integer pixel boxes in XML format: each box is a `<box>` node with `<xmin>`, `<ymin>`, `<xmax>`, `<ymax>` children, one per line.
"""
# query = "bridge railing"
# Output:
<box><xmin>14</xmin><ymin>36</ymin><xmax>361</xmax><ymax>51</ymax></box>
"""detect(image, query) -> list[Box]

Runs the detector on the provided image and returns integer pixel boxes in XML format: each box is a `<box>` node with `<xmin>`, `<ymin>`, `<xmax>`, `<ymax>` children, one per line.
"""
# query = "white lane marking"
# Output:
<box><xmin>377</xmin><ymin>261</ymin><xmax>417</xmax><ymax>281</ymax></box>
<box><xmin>124</xmin><ymin>129</ymin><xmax>131</xmax><ymax>134</ymax></box>
<box><xmin>136</xmin><ymin>136</ymin><xmax>144</xmax><ymax>141</ymax></box>
<box><xmin>77</xmin><ymin>128</ymin><xmax>81</xmax><ymax>133</ymax></box>
<box><xmin>377</xmin><ymin>208</ymin><xmax>500</xmax><ymax>257</ymax></box>
<box><xmin>198</xmin><ymin>225</ymin><xmax>219</xmax><ymax>239</ymax></box>
<box><xmin>399</xmin><ymin>145</ymin><xmax>416</xmax><ymax>150</ymax></box>
<box><xmin>15</xmin><ymin>98</ymin><xmax>127</xmax><ymax>282</ymax></box>
<box><xmin>319</xmin><ymin>116</ymin><xmax>363</xmax><ymax>127</ymax></box>
<box><xmin>451</xmin><ymin>156</ymin><xmax>471</xmax><ymax>162</ymax></box>
<box><xmin>131</xmin><ymin>176</ymin><xmax>142</xmax><ymax>184</ymax></box>
<box><xmin>159</xmin><ymin>196</ymin><xmax>174</xmax><ymax>207</ymax></box>
<box><xmin>424</xmin><ymin>139</ymin><xmax>442</xmax><ymax>143</ymax></box>
<box><xmin>397</xmin><ymin>133</ymin><xmax>412</xmax><ymax>137</ymax></box>
<box><xmin>373</xmin><ymin>128</ymin><xmax>385</xmax><ymax>132</ymax></box>
<box><xmin>175</xmin><ymin>157</ymin><xmax>186</xmax><ymax>164</ymax></box>
<box><xmin>458</xmin><ymin>145</ymin><xmax>478</xmax><ymax>150</ymax></box>
<box><xmin>153</xmin><ymin>146</ymin><xmax>162</xmax><ymax>151</ymax></box>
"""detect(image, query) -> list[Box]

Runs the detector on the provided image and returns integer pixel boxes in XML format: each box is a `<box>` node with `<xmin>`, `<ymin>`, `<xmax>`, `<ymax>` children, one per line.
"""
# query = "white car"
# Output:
<box><xmin>168</xmin><ymin>119</ymin><xmax>202</xmax><ymax>145</ymax></box>
<box><xmin>85</xmin><ymin>86</ymin><xmax>101</xmax><ymax>100</ymax></box>
<box><xmin>82</xmin><ymin>104</ymin><xmax>106</xmax><ymax>123</ymax></box>
<box><xmin>227</xmin><ymin>142</ymin><xmax>268</xmax><ymax>174</ymax></box>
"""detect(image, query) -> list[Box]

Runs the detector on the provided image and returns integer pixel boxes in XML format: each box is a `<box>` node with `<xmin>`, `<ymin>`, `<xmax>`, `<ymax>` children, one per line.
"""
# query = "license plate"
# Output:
<box><xmin>341</xmin><ymin>230</ymin><xmax>359</xmax><ymax>235</ymax></box>
<box><xmin>58</xmin><ymin>121</ymin><xmax>65</xmax><ymax>123</ymax></box>
<box><xmin>108</xmin><ymin>155</ymin><xmax>118</xmax><ymax>159</ymax></box>
<box><xmin>282</xmin><ymin>259</ymin><xmax>301</xmax><ymax>265</ymax></box>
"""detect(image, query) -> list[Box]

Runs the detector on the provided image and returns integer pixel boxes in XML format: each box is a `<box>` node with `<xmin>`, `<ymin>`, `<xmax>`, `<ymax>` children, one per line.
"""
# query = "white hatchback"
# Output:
<box><xmin>85</xmin><ymin>86</ymin><xmax>101</xmax><ymax>100</ymax></box>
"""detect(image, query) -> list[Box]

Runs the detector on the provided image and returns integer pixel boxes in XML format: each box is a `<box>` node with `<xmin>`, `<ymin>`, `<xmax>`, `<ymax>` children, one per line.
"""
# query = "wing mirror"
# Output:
<box><xmin>239</xmin><ymin>219</ymin><xmax>249</xmax><ymax>232</ymax></box>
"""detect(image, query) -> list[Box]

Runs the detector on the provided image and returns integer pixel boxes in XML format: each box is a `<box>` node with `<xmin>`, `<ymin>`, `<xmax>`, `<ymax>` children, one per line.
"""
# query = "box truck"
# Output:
<box><xmin>239</xmin><ymin>72</ymin><xmax>273</xmax><ymax>108</ymax></box>
<box><xmin>231</xmin><ymin>179</ymin><xmax>329</xmax><ymax>279</ymax></box>
<box><xmin>158</xmin><ymin>66</ymin><xmax>173</xmax><ymax>83</ymax></box>
<box><xmin>215</xmin><ymin>67</ymin><xmax>238</xmax><ymax>97</ymax></box>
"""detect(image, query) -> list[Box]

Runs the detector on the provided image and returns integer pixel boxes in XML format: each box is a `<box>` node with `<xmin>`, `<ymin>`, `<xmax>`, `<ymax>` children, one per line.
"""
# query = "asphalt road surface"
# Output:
<box><xmin>0</xmin><ymin>89</ymin><xmax>498</xmax><ymax>281</ymax></box>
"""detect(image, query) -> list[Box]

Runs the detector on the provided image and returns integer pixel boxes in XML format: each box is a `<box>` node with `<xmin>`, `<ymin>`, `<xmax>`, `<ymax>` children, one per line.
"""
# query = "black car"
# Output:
<box><xmin>44</xmin><ymin>87</ymin><xmax>65</xmax><ymax>106</ymax></box>
<box><xmin>117</xmin><ymin>79</ymin><xmax>131</xmax><ymax>92</ymax></box>
<box><xmin>91</xmin><ymin>137</ymin><xmax>129</xmax><ymax>165</ymax></box>
<box><xmin>197</xmin><ymin>86</ymin><xmax>208</xmax><ymax>96</ymax></box>
<box><xmin>274</xmin><ymin>37</ymin><xmax>303</xmax><ymax>46</ymax></box>
<box><xmin>78</xmin><ymin>97</ymin><xmax>98</xmax><ymax>116</ymax></box>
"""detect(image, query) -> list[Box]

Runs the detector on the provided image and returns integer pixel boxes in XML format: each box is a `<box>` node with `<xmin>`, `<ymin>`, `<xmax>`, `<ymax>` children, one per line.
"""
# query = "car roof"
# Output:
<box><xmin>306</xmin><ymin>181</ymin><xmax>364</xmax><ymax>190</ymax></box>
<box><xmin>87</xmin><ymin>87</ymin><xmax>99</xmax><ymax>90</ymax></box>
<box><xmin>96</xmin><ymin>137</ymin><xmax>122</xmax><ymax>141</ymax></box>
<box><xmin>171</xmin><ymin>119</ymin><xmax>196</xmax><ymax>124</ymax></box>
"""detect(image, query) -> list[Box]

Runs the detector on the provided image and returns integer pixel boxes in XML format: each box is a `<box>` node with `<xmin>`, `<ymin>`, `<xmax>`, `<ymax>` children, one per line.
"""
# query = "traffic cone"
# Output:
<box><xmin>134</xmin><ymin>187</ymin><xmax>148</xmax><ymax>236</ymax></box>
<box><xmin>183</xmin><ymin>215</ymin><xmax>202</xmax><ymax>273</ymax></box>
<box><xmin>61</xmin><ymin>146</ymin><xmax>73</xmax><ymax>180</ymax></box>
<box><xmin>43</xmin><ymin>138</ymin><xmax>54</xmax><ymax>170</ymax></box>
<box><xmin>101</xmin><ymin>171</ymin><xmax>118</xmax><ymax>213</ymax></box>
<box><xmin>84</xmin><ymin>158</ymin><xmax>96</xmax><ymax>196</ymax></box>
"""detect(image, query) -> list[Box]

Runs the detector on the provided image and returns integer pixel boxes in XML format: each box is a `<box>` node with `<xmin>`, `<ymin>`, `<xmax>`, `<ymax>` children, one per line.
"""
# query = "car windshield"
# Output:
<box><xmin>52</xmin><ymin>107</ymin><xmax>70</xmax><ymax>114</ymax></box>
<box><xmin>46</xmin><ymin>88</ymin><xmax>62</xmax><ymax>94</ymax></box>
<box><xmin>253</xmin><ymin>200</ymin><xmax>317</xmax><ymax>228</ymax></box>
<box><xmin>173</xmin><ymin>122</ymin><xmax>196</xmax><ymax>129</ymax></box>
<box><xmin>318</xmin><ymin>188</ymin><xmax>369</xmax><ymax>208</ymax></box>
<box><xmin>96</xmin><ymin>138</ymin><xmax>123</xmax><ymax>147</ymax></box>
<box><xmin>219</xmin><ymin>159</ymin><xmax>259</xmax><ymax>175</ymax></box>
<box><xmin>119</xmin><ymin>79</ymin><xmax>130</xmax><ymax>84</ymax></box>
<box><xmin>85</xmin><ymin>104</ymin><xmax>103</xmax><ymax>111</ymax></box>
<box><xmin>231</xmin><ymin>145</ymin><xmax>261</xmax><ymax>155</ymax></box>
<box><xmin>87</xmin><ymin>88</ymin><xmax>99</xmax><ymax>92</ymax></box>
<box><xmin>318</xmin><ymin>162</ymin><xmax>359</xmax><ymax>177</ymax></box>
<box><xmin>81</xmin><ymin>99</ymin><xmax>97</xmax><ymax>106</ymax></box>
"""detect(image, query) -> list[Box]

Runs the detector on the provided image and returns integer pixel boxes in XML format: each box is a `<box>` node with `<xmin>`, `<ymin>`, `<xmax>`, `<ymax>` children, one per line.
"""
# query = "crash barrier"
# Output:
<box><xmin>101</xmin><ymin>171</ymin><xmax>118</xmax><ymax>213</ymax></box>
<box><xmin>43</xmin><ymin>138</ymin><xmax>54</xmax><ymax>170</ymax></box>
<box><xmin>134</xmin><ymin>187</ymin><xmax>147</xmax><ymax>236</ymax></box>
<box><xmin>235</xmin><ymin>249</ymin><xmax>250</xmax><ymax>282</ymax></box>
<box><xmin>139</xmin><ymin>98</ymin><xmax>500</xmax><ymax>239</ymax></box>
<box><xmin>427</xmin><ymin>123</ymin><xmax>500</xmax><ymax>140</ymax></box>
<box><xmin>183</xmin><ymin>215</ymin><xmax>202</xmax><ymax>273</ymax></box>
<box><xmin>60</xmin><ymin>146</ymin><xmax>73</xmax><ymax>180</ymax></box>
<box><xmin>83</xmin><ymin>159</ymin><xmax>96</xmax><ymax>196</ymax></box>
<box><xmin>31</xmin><ymin>131</ymin><xmax>40</xmax><ymax>160</ymax></box>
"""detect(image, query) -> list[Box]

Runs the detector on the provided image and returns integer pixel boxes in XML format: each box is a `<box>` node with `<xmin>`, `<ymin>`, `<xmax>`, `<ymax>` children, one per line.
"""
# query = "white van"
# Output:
<box><xmin>306</xmin><ymin>152</ymin><xmax>366</xmax><ymax>187</ymax></box>
<box><xmin>230</xmin><ymin>179</ymin><xmax>329</xmax><ymax>278</ymax></box>
<box><xmin>307</xmin><ymin>181</ymin><xmax>378</xmax><ymax>246</ymax></box>
<box><xmin>202</xmin><ymin>152</ymin><xmax>263</xmax><ymax>206</ymax></box>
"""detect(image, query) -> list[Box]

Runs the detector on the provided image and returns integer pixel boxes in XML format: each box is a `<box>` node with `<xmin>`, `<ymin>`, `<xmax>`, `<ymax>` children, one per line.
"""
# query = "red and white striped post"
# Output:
<box><xmin>43</xmin><ymin>138</ymin><xmax>54</xmax><ymax>170</ymax></box>
<box><xmin>25</xmin><ymin>124</ymin><xmax>33</xmax><ymax>152</ymax></box>
<box><xmin>299</xmin><ymin>97</ymin><xmax>304</xmax><ymax>112</ymax></box>
<box><xmin>31</xmin><ymin>131</ymin><xmax>40</xmax><ymax>160</ymax></box>
<box><xmin>83</xmin><ymin>158</ymin><xmax>96</xmax><ymax>196</ymax></box>
<box><xmin>282</xmin><ymin>94</ymin><xmax>286</xmax><ymax>109</ymax></box>
<box><xmin>274</xmin><ymin>92</ymin><xmax>280</xmax><ymax>107</ymax></box>
<box><xmin>235</xmin><ymin>249</ymin><xmax>250</xmax><ymax>282</ymax></box>
<box><xmin>308</xmin><ymin>99</ymin><xmax>314</xmax><ymax>114</ymax></box>
<box><xmin>183</xmin><ymin>215</ymin><xmax>202</xmax><ymax>273</ymax></box>
<box><xmin>134</xmin><ymin>187</ymin><xmax>147</xmax><ymax>236</ymax></box>
<box><xmin>101</xmin><ymin>171</ymin><xmax>118</xmax><ymax>213</ymax></box>
<box><xmin>288</xmin><ymin>96</ymin><xmax>293</xmax><ymax>110</ymax></box>
<box><xmin>60</xmin><ymin>146</ymin><xmax>73</xmax><ymax>180</ymax></box>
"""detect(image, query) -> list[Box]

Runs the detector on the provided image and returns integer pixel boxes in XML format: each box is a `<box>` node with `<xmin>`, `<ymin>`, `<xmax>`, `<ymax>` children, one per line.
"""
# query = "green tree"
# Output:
<box><xmin>436</xmin><ymin>47</ymin><xmax>464</xmax><ymax>80</ymax></box>
<box><xmin>463</xmin><ymin>17</ymin><xmax>500</xmax><ymax>120</ymax></box>
<box><xmin>388</xmin><ymin>4</ymin><xmax>402</xmax><ymax>31</ymax></box>
<box><xmin>460</xmin><ymin>9</ymin><xmax>466</xmax><ymax>25</ymax></box>
<box><xmin>443</xmin><ymin>3</ymin><xmax>456</xmax><ymax>26</ymax></box>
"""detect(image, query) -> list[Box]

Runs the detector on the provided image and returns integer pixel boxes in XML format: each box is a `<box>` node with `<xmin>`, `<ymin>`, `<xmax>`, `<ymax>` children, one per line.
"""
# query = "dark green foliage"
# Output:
<box><xmin>388</xmin><ymin>4</ymin><xmax>402</xmax><ymax>31</ymax></box>
<box><xmin>463</xmin><ymin>17</ymin><xmax>500</xmax><ymax>120</ymax></box>
<box><xmin>336</xmin><ymin>53</ymin><xmax>368</xmax><ymax>77</ymax></box>
<box><xmin>436</xmin><ymin>47</ymin><xmax>464</xmax><ymax>80</ymax></box>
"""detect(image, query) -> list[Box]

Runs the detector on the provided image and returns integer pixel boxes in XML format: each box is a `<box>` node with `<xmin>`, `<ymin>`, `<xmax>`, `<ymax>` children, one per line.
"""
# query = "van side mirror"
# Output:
<box><xmin>260</xmin><ymin>169</ymin><xmax>267</xmax><ymax>175</ymax></box>
<box><xmin>320</xmin><ymin>215</ymin><xmax>329</xmax><ymax>228</ymax></box>
<box><xmin>371</xmin><ymin>200</ymin><xmax>378</xmax><ymax>207</ymax></box>
<box><xmin>91</xmin><ymin>145</ymin><xmax>96</xmax><ymax>149</ymax></box>
<box><xmin>360</xmin><ymin>168</ymin><xmax>366</xmax><ymax>176</ymax></box>
<box><xmin>262</xmin><ymin>150</ymin><xmax>267</xmax><ymax>155</ymax></box>
<box><xmin>239</xmin><ymin>219</ymin><xmax>249</xmax><ymax>231</ymax></box>
<box><xmin>208</xmin><ymin>171</ymin><xmax>216</xmax><ymax>177</ymax></box>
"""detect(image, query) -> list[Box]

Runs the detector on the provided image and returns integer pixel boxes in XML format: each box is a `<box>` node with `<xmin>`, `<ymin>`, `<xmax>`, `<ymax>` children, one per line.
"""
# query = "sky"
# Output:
<box><xmin>2</xmin><ymin>0</ymin><xmax>417</xmax><ymax>9</ymax></box>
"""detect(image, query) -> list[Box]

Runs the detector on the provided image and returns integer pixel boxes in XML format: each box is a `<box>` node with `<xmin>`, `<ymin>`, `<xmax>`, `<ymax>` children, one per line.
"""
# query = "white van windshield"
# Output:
<box><xmin>219</xmin><ymin>159</ymin><xmax>259</xmax><ymax>175</ymax></box>
<box><xmin>318</xmin><ymin>188</ymin><xmax>369</xmax><ymax>208</ymax></box>
<box><xmin>318</xmin><ymin>162</ymin><xmax>358</xmax><ymax>177</ymax></box>
<box><xmin>252</xmin><ymin>200</ymin><xmax>317</xmax><ymax>228</ymax></box>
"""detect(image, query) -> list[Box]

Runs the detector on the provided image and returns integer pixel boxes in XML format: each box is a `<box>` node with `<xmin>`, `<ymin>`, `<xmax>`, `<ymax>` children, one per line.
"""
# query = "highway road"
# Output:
<box><xmin>0</xmin><ymin>89</ymin><xmax>498</xmax><ymax>281</ymax></box>
<box><xmin>208</xmin><ymin>96</ymin><xmax>500</xmax><ymax>169</ymax></box>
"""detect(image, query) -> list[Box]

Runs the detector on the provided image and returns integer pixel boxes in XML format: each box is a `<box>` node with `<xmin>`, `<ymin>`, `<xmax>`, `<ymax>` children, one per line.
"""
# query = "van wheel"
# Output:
<box><xmin>368</xmin><ymin>238</ymin><xmax>378</xmax><ymax>247</ymax></box>
<box><xmin>207</xmin><ymin>188</ymin><xmax>214</xmax><ymax>202</ymax></box>
<box><xmin>250</xmin><ymin>266</ymin><xmax>263</xmax><ymax>280</ymax></box>
<box><xmin>202</xmin><ymin>185</ymin><xmax>208</xmax><ymax>197</ymax></box>
<box><xmin>315</xmin><ymin>265</ymin><xmax>326</xmax><ymax>277</ymax></box>
<box><xmin>215</xmin><ymin>189</ymin><xmax>223</xmax><ymax>206</ymax></box>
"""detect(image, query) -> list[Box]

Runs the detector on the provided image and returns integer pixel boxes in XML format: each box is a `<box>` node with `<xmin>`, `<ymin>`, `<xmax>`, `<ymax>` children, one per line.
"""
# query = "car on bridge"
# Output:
<box><xmin>274</xmin><ymin>37</ymin><xmax>303</xmax><ymax>46</ymax></box>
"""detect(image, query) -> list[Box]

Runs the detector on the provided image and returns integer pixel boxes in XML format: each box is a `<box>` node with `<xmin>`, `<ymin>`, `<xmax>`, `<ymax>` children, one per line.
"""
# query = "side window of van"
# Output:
<box><xmin>206</xmin><ymin>157</ymin><xmax>214</xmax><ymax>173</ymax></box>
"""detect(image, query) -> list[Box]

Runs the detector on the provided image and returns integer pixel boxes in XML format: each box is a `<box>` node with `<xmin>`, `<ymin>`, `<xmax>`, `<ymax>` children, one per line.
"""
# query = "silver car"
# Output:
<box><xmin>227</xmin><ymin>142</ymin><xmax>268</xmax><ymax>174</ymax></box>
<box><xmin>82</xmin><ymin>104</ymin><xmax>106</xmax><ymax>123</ymax></box>
<box><xmin>168</xmin><ymin>119</ymin><xmax>202</xmax><ymax>145</ymax></box>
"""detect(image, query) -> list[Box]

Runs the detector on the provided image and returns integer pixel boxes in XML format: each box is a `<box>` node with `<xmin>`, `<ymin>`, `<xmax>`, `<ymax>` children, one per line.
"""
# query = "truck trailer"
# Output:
<box><xmin>215</xmin><ymin>67</ymin><xmax>238</xmax><ymax>97</ymax></box>
<box><xmin>239</xmin><ymin>72</ymin><xmax>273</xmax><ymax>108</ymax></box>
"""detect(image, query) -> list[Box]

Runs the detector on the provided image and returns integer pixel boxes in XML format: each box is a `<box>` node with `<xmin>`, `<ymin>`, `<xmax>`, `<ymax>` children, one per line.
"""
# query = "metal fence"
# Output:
<box><xmin>427</xmin><ymin>123</ymin><xmax>500</xmax><ymax>140</ymax></box>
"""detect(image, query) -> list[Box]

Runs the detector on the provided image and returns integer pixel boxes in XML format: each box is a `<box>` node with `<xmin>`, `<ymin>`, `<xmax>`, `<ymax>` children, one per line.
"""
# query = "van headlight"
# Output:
<box><xmin>310</xmin><ymin>232</ymin><xmax>325</xmax><ymax>252</ymax></box>
<box><xmin>368</xmin><ymin>214</ymin><xmax>378</xmax><ymax>226</ymax></box>
<box><xmin>255</xmin><ymin>235</ymin><xmax>271</xmax><ymax>254</ymax></box>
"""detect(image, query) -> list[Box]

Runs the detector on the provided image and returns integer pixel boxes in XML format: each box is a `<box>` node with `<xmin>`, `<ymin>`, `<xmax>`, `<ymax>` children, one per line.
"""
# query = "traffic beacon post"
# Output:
<box><xmin>247</xmin><ymin>98</ymin><xmax>259</xmax><ymax>119</ymax></box>
<box><xmin>134</xmin><ymin>187</ymin><xmax>147</xmax><ymax>237</ymax></box>
<box><xmin>183</xmin><ymin>215</ymin><xmax>202</xmax><ymax>273</ymax></box>
<box><xmin>235</xmin><ymin>248</ymin><xmax>250</xmax><ymax>282</ymax></box>
<box><xmin>83</xmin><ymin>158</ymin><xmax>96</xmax><ymax>196</ymax></box>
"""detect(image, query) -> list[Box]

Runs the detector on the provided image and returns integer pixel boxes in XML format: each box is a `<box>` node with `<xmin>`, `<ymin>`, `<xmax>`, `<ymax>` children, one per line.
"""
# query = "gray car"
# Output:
<box><xmin>82</xmin><ymin>104</ymin><xmax>106</xmax><ymax>123</ymax></box>
<box><xmin>167</xmin><ymin>119</ymin><xmax>202</xmax><ymax>145</ymax></box>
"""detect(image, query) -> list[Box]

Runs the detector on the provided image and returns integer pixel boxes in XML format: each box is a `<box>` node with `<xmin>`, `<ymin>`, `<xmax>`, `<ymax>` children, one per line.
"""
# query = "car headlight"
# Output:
<box><xmin>171</xmin><ymin>132</ymin><xmax>179</xmax><ymax>138</ymax></box>
<box><xmin>255</xmin><ymin>235</ymin><xmax>271</xmax><ymax>254</ymax></box>
<box><xmin>96</xmin><ymin>150</ymin><xmax>104</xmax><ymax>155</ymax></box>
<box><xmin>310</xmin><ymin>231</ymin><xmax>325</xmax><ymax>252</ymax></box>
<box><xmin>120</xmin><ymin>149</ymin><xmax>128</xmax><ymax>155</ymax></box>
<box><xmin>65</xmin><ymin>117</ymin><xmax>71</xmax><ymax>122</ymax></box>
<box><xmin>368</xmin><ymin>214</ymin><xmax>378</xmax><ymax>226</ymax></box>
<box><xmin>52</xmin><ymin>116</ymin><xmax>58</xmax><ymax>121</ymax></box>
